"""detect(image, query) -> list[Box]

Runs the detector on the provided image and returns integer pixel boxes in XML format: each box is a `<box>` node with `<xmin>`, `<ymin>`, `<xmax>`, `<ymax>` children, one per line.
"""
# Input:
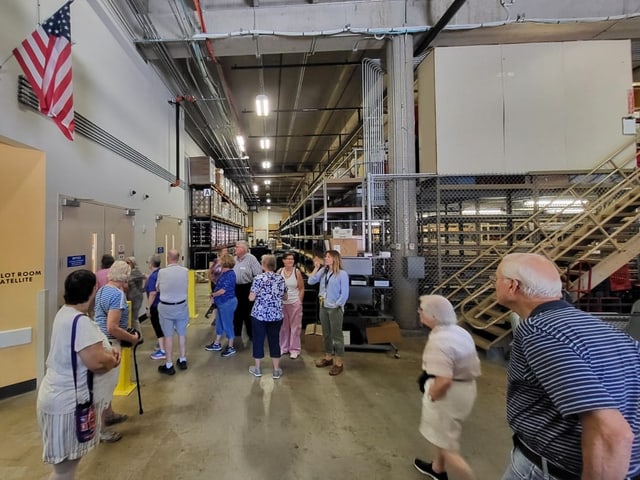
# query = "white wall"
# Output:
<box><xmin>418</xmin><ymin>41</ymin><xmax>635</xmax><ymax>175</ymax></box>
<box><xmin>0</xmin><ymin>1</ymin><xmax>204</xmax><ymax>322</ymax></box>
<box><xmin>252</xmin><ymin>208</ymin><xmax>286</xmax><ymax>243</ymax></box>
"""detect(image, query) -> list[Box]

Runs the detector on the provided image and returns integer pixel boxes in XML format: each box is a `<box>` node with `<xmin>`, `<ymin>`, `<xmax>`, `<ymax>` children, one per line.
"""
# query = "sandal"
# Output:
<box><xmin>99</xmin><ymin>430</ymin><xmax>122</xmax><ymax>443</ymax></box>
<box><xmin>104</xmin><ymin>413</ymin><xmax>128</xmax><ymax>426</ymax></box>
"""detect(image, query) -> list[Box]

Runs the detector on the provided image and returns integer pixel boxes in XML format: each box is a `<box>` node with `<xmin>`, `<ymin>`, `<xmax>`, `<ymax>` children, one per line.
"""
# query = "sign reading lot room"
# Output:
<box><xmin>0</xmin><ymin>270</ymin><xmax>43</xmax><ymax>286</ymax></box>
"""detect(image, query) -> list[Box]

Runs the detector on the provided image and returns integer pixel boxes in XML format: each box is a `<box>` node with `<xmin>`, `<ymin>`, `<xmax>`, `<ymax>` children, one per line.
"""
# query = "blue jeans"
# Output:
<box><xmin>501</xmin><ymin>447</ymin><xmax>562</xmax><ymax>480</ymax></box>
<box><xmin>252</xmin><ymin>318</ymin><xmax>282</xmax><ymax>359</ymax></box>
<box><xmin>216</xmin><ymin>297</ymin><xmax>237</xmax><ymax>340</ymax></box>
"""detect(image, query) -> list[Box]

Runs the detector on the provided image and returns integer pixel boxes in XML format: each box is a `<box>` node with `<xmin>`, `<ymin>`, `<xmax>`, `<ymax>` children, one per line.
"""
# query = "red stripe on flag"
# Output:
<box><xmin>12</xmin><ymin>2</ymin><xmax>75</xmax><ymax>140</ymax></box>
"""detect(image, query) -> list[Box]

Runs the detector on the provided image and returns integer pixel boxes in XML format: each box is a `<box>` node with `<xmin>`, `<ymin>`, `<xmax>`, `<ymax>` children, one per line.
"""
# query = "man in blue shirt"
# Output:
<box><xmin>495</xmin><ymin>253</ymin><xmax>640</xmax><ymax>480</ymax></box>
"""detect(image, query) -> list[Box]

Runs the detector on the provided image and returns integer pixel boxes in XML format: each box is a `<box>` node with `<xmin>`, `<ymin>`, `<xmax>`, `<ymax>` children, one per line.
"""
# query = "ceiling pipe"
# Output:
<box><xmin>231</xmin><ymin>61</ymin><xmax>362</xmax><ymax>69</ymax></box>
<box><xmin>191</xmin><ymin>0</ymin><xmax>244</xmax><ymax>143</ymax></box>
<box><xmin>414</xmin><ymin>0</ymin><xmax>468</xmax><ymax>57</ymax></box>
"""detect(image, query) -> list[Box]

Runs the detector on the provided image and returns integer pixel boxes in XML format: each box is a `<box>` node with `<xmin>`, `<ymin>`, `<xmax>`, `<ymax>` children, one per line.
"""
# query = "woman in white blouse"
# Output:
<box><xmin>278</xmin><ymin>252</ymin><xmax>305</xmax><ymax>359</ymax></box>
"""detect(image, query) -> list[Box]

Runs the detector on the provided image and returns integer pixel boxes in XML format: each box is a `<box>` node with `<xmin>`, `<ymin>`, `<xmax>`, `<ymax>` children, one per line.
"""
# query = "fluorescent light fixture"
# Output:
<box><xmin>252</xmin><ymin>184</ymin><xmax>259</xmax><ymax>192</ymax></box>
<box><xmin>260</xmin><ymin>138</ymin><xmax>271</xmax><ymax>150</ymax></box>
<box><xmin>261</xmin><ymin>161</ymin><xmax>271</xmax><ymax>169</ymax></box>
<box><xmin>266</xmin><ymin>198</ymin><xmax>271</xmax><ymax>204</ymax></box>
<box><xmin>523</xmin><ymin>198</ymin><xmax>587</xmax><ymax>208</ymax></box>
<box><xmin>545</xmin><ymin>207</ymin><xmax>585</xmax><ymax>214</ymax></box>
<box><xmin>462</xmin><ymin>208</ymin><xmax>504</xmax><ymax>216</ymax></box>
<box><xmin>235</xmin><ymin>135</ymin><xmax>245</xmax><ymax>152</ymax></box>
<box><xmin>256</xmin><ymin>95</ymin><xmax>269</xmax><ymax>116</ymax></box>
<box><xmin>264</xmin><ymin>179</ymin><xmax>271</xmax><ymax>185</ymax></box>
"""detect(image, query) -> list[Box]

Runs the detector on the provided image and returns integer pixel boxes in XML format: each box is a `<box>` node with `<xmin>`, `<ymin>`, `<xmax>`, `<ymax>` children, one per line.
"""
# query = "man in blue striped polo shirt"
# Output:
<box><xmin>495</xmin><ymin>253</ymin><xmax>640</xmax><ymax>480</ymax></box>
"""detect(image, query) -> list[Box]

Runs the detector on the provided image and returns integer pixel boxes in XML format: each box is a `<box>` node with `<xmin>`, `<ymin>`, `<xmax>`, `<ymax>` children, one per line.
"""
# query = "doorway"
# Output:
<box><xmin>154</xmin><ymin>216</ymin><xmax>183</xmax><ymax>266</ymax></box>
<box><xmin>58</xmin><ymin>199</ymin><xmax>134</xmax><ymax>308</ymax></box>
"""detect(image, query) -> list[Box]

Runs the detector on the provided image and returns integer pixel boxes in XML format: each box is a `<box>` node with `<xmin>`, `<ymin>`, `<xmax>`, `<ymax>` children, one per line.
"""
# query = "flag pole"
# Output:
<box><xmin>0</xmin><ymin>53</ymin><xmax>15</xmax><ymax>70</ymax></box>
<box><xmin>1</xmin><ymin>0</ymin><xmax>75</xmax><ymax>70</ymax></box>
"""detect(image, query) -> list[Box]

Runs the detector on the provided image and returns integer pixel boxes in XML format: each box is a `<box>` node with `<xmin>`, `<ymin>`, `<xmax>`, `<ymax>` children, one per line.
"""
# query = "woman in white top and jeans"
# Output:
<box><xmin>278</xmin><ymin>252</ymin><xmax>305</xmax><ymax>359</ymax></box>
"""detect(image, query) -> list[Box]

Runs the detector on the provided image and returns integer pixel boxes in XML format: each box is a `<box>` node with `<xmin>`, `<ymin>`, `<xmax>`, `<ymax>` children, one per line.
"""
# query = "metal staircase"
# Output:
<box><xmin>430</xmin><ymin>141</ymin><xmax>640</xmax><ymax>350</ymax></box>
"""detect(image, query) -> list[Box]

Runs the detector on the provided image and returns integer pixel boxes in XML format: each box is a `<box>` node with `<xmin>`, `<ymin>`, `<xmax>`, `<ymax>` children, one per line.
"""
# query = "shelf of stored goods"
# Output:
<box><xmin>189</xmin><ymin>183</ymin><xmax>248</xmax><ymax>269</ymax></box>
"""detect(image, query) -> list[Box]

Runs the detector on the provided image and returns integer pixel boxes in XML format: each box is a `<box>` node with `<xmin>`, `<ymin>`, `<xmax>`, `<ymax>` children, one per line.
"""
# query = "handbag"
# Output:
<box><xmin>71</xmin><ymin>314</ymin><xmax>96</xmax><ymax>443</ymax></box>
<box><xmin>417</xmin><ymin>370</ymin><xmax>435</xmax><ymax>393</ymax></box>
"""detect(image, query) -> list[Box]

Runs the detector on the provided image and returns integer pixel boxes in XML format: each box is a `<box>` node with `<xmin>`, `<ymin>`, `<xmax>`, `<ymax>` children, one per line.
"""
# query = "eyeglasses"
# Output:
<box><xmin>489</xmin><ymin>274</ymin><xmax>518</xmax><ymax>287</ymax></box>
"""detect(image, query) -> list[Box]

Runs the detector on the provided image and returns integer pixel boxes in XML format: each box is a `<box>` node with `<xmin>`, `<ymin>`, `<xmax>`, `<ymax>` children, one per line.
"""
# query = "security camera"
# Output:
<box><xmin>129</xmin><ymin>189</ymin><xmax>137</xmax><ymax>196</ymax></box>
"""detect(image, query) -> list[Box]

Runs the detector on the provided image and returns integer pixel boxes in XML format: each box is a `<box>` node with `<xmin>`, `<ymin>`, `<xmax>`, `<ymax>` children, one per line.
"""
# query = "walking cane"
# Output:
<box><xmin>132</xmin><ymin>341</ymin><xmax>143</xmax><ymax>414</ymax></box>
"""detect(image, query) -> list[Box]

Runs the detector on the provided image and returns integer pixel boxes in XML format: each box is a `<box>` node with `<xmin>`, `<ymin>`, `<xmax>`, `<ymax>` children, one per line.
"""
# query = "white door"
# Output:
<box><xmin>105</xmin><ymin>205</ymin><xmax>135</xmax><ymax>261</ymax></box>
<box><xmin>58</xmin><ymin>200</ymin><xmax>134</xmax><ymax>308</ymax></box>
<box><xmin>58</xmin><ymin>201</ymin><xmax>104</xmax><ymax>308</ymax></box>
<box><xmin>155</xmin><ymin>216</ymin><xmax>183</xmax><ymax>266</ymax></box>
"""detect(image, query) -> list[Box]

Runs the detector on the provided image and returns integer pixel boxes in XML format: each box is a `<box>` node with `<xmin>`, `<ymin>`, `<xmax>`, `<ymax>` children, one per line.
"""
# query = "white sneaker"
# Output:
<box><xmin>289</xmin><ymin>353</ymin><xmax>299</xmax><ymax>359</ymax></box>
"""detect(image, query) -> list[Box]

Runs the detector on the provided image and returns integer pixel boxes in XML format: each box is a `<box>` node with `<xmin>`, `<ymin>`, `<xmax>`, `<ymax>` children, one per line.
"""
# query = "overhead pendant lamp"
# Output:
<box><xmin>256</xmin><ymin>94</ymin><xmax>269</xmax><ymax>116</ymax></box>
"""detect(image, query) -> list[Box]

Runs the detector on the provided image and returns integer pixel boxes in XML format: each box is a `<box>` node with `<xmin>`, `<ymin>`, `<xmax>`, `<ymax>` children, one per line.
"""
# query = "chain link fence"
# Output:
<box><xmin>366</xmin><ymin>168</ymin><xmax>640</xmax><ymax>315</ymax></box>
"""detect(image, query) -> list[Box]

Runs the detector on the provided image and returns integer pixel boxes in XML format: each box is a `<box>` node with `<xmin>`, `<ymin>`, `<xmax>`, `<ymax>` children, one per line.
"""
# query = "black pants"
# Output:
<box><xmin>149</xmin><ymin>306</ymin><xmax>164</xmax><ymax>339</ymax></box>
<box><xmin>234</xmin><ymin>283</ymin><xmax>254</xmax><ymax>339</ymax></box>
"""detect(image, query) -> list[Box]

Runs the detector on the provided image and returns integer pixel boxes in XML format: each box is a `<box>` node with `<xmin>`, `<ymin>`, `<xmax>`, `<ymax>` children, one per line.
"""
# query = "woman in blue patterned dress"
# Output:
<box><xmin>248</xmin><ymin>254</ymin><xmax>287</xmax><ymax>379</ymax></box>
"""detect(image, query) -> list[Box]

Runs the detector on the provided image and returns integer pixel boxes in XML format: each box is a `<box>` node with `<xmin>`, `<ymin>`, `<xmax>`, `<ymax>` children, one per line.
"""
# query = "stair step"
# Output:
<box><xmin>483</xmin><ymin>323</ymin><xmax>512</xmax><ymax>337</ymax></box>
<box><xmin>471</xmin><ymin>333</ymin><xmax>493</xmax><ymax>350</ymax></box>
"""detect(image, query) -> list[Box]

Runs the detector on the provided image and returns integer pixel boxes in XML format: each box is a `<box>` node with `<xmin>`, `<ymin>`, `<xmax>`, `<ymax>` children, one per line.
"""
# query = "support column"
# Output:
<box><xmin>386</xmin><ymin>35</ymin><xmax>419</xmax><ymax>329</ymax></box>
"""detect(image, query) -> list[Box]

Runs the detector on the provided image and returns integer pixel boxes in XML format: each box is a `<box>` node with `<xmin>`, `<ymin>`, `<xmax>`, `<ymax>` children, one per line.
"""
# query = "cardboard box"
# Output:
<box><xmin>366</xmin><ymin>320</ymin><xmax>403</xmax><ymax>345</ymax></box>
<box><xmin>329</xmin><ymin>238</ymin><xmax>358</xmax><ymax>256</ymax></box>
<box><xmin>304</xmin><ymin>324</ymin><xmax>324</xmax><ymax>353</ymax></box>
<box><xmin>188</xmin><ymin>156</ymin><xmax>215</xmax><ymax>184</ymax></box>
<box><xmin>332</xmin><ymin>227</ymin><xmax>353</xmax><ymax>238</ymax></box>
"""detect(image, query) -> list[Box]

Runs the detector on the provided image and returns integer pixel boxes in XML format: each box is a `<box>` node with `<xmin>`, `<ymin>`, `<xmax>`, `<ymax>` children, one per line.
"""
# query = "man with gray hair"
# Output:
<box><xmin>156</xmin><ymin>249</ymin><xmax>189</xmax><ymax>375</ymax></box>
<box><xmin>495</xmin><ymin>253</ymin><xmax>640</xmax><ymax>480</ymax></box>
<box><xmin>233</xmin><ymin>240</ymin><xmax>262</xmax><ymax>343</ymax></box>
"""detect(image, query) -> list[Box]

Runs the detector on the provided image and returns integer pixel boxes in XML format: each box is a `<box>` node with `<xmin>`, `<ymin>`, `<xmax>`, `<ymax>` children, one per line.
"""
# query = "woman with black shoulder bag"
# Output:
<box><xmin>37</xmin><ymin>270</ymin><xmax>120</xmax><ymax>480</ymax></box>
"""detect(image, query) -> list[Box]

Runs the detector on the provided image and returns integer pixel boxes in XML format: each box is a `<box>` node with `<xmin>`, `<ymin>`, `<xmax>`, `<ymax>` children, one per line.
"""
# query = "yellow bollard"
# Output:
<box><xmin>188</xmin><ymin>269</ymin><xmax>197</xmax><ymax>319</ymax></box>
<box><xmin>114</xmin><ymin>300</ymin><xmax>137</xmax><ymax>396</ymax></box>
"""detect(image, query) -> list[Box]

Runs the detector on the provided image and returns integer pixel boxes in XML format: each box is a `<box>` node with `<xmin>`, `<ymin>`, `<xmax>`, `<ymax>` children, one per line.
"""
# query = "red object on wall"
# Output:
<box><xmin>610</xmin><ymin>264</ymin><xmax>632</xmax><ymax>292</ymax></box>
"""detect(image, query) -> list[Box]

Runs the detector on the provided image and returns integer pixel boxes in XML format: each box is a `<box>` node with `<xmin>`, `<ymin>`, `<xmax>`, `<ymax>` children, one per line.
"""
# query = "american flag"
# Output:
<box><xmin>13</xmin><ymin>1</ymin><xmax>75</xmax><ymax>140</ymax></box>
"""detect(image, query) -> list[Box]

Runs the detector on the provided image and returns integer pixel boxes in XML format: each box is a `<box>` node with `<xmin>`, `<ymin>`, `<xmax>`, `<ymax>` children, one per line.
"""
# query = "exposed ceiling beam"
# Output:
<box><xmin>242</xmin><ymin>107</ymin><xmax>360</xmax><ymax>114</ymax></box>
<box><xmin>414</xmin><ymin>0</ymin><xmax>468</xmax><ymax>56</ymax></box>
<box><xmin>248</xmin><ymin>133</ymin><xmax>344</xmax><ymax>138</ymax></box>
<box><xmin>231</xmin><ymin>61</ymin><xmax>361</xmax><ymax>69</ymax></box>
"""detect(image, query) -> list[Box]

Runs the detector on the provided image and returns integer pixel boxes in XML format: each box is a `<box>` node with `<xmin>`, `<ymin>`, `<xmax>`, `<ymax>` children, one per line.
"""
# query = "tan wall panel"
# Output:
<box><xmin>423</xmin><ymin>41</ymin><xmax>633</xmax><ymax>175</ymax></box>
<box><xmin>434</xmin><ymin>45</ymin><xmax>505</xmax><ymax>174</ymax></box>
<box><xmin>417</xmin><ymin>53</ymin><xmax>437</xmax><ymax>173</ymax></box>
<box><xmin>0</xmin><ymin>142</ymin><xmax>45</xmax><ymax>388</ymax></box>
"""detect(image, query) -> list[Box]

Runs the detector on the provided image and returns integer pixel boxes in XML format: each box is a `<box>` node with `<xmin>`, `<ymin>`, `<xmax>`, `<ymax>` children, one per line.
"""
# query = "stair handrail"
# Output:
<box><xmin>450</xmin><ymin>140</ymin><xmax>639</xmax><ymax>329</ymax></box>
<box><xmin>432</xmin><ymin>139</ymin><xmax>637</xmax><ymax>304</ymax></box>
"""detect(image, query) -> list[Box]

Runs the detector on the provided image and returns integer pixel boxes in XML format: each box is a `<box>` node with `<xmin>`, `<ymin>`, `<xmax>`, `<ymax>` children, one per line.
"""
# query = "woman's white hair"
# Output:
<box><xmin>418</xmin><ymin>294</ymin><xmax>458</xmax><ymax>326</ymax></box>
<box><xmin>108</xmin><ymin>260</ymin><xmax>131</xmax><ymax>282</ymax></box>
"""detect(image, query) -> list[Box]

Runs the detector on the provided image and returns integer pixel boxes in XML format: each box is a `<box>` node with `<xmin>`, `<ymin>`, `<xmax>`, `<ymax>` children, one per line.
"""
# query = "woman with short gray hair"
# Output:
<box><xmin>414</xmin><ymin>295</ymin><xmax>481</xmax><ymax>480</ymax></box>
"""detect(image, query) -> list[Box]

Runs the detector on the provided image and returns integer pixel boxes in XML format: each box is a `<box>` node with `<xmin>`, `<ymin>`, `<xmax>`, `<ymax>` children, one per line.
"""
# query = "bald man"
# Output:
<box><xmin>495</xmin><ymin>253</ymin><xmax>640</xmax><ymax>480</ymax></box>
<box><xmin>156</xmin><ymin>249</ymin><xmax>189</xmax><ymax>375</ymax></box>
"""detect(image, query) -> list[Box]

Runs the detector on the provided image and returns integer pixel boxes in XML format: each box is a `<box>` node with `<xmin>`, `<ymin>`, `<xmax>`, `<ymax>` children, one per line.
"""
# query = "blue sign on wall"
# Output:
<box><xmin>67</xmin><ymin>255</ymin><xmax>86</xmax><ymax>268</ymax></box>
<box><xmin>157</xmin><ymin>246</ymin><xmax>164</xmax><ymax>254</ymax></box>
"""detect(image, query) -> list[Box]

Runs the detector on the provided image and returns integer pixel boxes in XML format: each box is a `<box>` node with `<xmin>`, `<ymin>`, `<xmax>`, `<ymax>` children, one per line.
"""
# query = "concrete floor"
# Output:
<box><xmin>0</xmin><ymin>282</ymin><xmax>513</xmax><ymax>480</ymax></box>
